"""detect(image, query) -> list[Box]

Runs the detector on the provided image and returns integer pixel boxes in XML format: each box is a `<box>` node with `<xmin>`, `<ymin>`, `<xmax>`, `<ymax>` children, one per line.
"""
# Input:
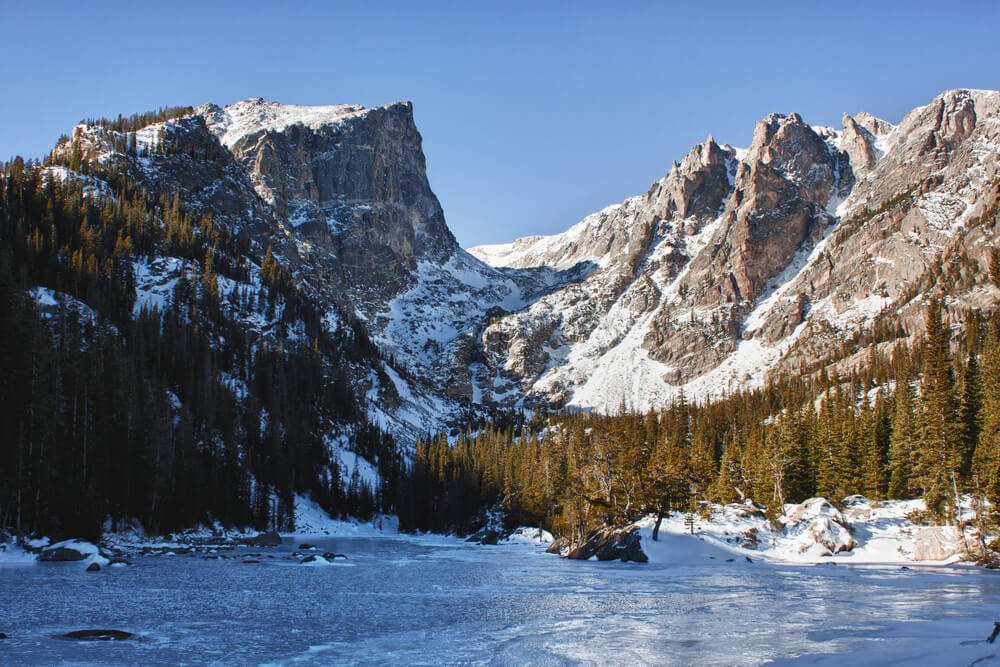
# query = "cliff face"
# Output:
<box><xmin>199</xmin><ymin>98</ymin><xmax>458</xmax><ymax>315</ymax></box>
<box><xmin>472</xmin><ymin>89</ymin><xmax>1000</xmax><ymax>411</ymax></box>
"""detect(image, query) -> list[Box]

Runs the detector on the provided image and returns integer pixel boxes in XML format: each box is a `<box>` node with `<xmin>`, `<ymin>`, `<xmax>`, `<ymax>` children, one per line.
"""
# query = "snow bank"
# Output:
<box><xmin>290</xmin><ymin>494</ymin><xmax>397</xmax><ymax>537</ymax></box>
<box><xmin>631</xmin><ymin>497</ymin><xmax>991</xmax><ymax>567</ymax></box>
<box><xmin>501</xmin><ymin>527</ymin><xmax>554</xmax><ymax>546</ymax></box>
<box><xmin>0</xmin><ymin>541</ymin><xmax>39</xmax><ymax>565</ymax></box>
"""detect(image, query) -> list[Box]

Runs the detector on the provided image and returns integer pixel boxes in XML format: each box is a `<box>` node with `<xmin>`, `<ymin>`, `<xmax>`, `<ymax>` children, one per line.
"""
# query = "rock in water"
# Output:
<box><xmin>0</xmin><ymin>632</ymin><xmax>7</xmax><ymax>639</ymax></box>
<box><xmin>249</xmin><ymin>531</ymin><xmax>281</xmax><ymax>547</ymax></box>
<box><xmin>567</xmin><ymin>525</ymin><xmax>648</xmax><ymax>563</ymax></box>
<box><xmin>86</xmin><ymin>562</ymin><xmax>100</xmax><ymax>572</ymax></box>
<box><xmin>38</xmin><ymin>546</ymin><xmax>88</xmax><ymax>562</ymax></box>
<box><xmin>465</xmin><ymin>529</ymin><xmax>501</xmax><ymax>545</ymax></box>
<box><xmin>62</xmin><ymin>629</ymin><xmax>133</xmax><ymax>641</ymax></box>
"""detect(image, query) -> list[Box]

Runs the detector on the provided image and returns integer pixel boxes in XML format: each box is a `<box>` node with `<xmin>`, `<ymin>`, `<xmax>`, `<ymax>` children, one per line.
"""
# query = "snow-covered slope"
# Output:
<box><xmin>469</xmin><ymin>89</ymin><xmax>1000</xmax><ymax>412</ymax></box>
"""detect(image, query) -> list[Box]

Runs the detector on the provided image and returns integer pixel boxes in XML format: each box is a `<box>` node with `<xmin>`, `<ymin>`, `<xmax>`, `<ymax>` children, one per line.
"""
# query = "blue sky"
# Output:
<box><xmin>5</xmin><ymin>1</ymin><xmax>1000</xmax><ymax>247</ymax></box>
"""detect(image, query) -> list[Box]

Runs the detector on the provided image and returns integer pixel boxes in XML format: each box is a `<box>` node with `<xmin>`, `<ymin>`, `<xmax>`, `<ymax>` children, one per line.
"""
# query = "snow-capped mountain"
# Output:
<box><xmin>470</xmin><ymin>89</ymin><xmax>1000</xmax><ymax>411</ymax></box>
<box><xmin>40</xmin><ymin>89</ymin><xmax>1000</xmax><ymax>435</ymax></box>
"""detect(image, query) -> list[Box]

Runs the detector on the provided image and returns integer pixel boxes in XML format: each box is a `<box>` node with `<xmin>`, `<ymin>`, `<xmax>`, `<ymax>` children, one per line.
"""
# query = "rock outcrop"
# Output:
<box><xmin>564</xmin><ymin>525</ymin><xmax>648</xmax><ymax>563</ymax></box>
<box><xmin>781</xmin><ymin>498</ymin><xmax>857</xmax><ymax>556</ymax></box>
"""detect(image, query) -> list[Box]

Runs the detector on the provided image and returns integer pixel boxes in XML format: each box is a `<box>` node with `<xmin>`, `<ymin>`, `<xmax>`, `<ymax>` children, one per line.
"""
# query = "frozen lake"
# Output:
<box><xmin>2</xmin><ymin>535</ymin><xmax>999</xmax><ymax>665</ymax></box>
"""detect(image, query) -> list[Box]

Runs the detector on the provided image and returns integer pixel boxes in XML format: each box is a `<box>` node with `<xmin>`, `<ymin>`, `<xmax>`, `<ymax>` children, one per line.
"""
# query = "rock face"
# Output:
<box><xmin>471</xmin><ymin>88</ymin><xmax>1000</xmax><ymax>412</ymax></box>
<box><xmin>911</xmin><ymin>526</ymin><xmax>985</xmax><ymax>562</ymax></box>
<box><xmin>200</xmin><ymin>99</ymin><xmax>458</xmax><ymax>314</ymax></box>
<box><xmin>565</xmin><ymin>525</ymin><xmax>648</xmax><ymax>563</ymax></box>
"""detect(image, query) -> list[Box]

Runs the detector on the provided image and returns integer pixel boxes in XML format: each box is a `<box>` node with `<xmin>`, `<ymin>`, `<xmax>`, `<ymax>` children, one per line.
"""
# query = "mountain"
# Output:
<box><xmin>470</xmin><ymin>89</ymin><xmax>1000</xmax><ymax>411</ymax></box>
<box><xmin>4</xmin><ymin>89</ymin><xmax>1000</xmax><ymax>538</ymax></box>
<box><xmin>25</xmin><ymin>89</ymin><xmax>1000</xmax><ymax>428</ymax></box>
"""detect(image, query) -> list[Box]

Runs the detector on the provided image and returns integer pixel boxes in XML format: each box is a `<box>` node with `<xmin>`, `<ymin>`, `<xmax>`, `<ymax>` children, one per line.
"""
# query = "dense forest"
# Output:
<box><xmin>0</xmin><ymin>114</ymin><xmax>403</xmax><ymax>540</ymax></box>
<box><xmin>398</xmin><ymin>302</ymin><xmax>1000</xmax><ymax>545</ymax></box>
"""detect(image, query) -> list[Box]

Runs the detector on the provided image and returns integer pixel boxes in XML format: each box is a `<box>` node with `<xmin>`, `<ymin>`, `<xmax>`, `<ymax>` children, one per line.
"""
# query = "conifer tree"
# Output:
<box><xmin>915</xmin><ymin>300</ymin><xmax>961</xmax><ymax>521</ymax></box>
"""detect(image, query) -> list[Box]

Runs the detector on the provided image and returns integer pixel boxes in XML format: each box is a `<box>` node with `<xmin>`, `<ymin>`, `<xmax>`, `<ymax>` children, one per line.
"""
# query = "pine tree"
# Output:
<box><xmin>915</xmin><ymin>300</ymin><xmax>961</xmax><ymax>522</ymax></box>
<box><xmin>973</xmin><ymin>325</ymin><xmax>1000</xmax><ymax>507</ymax></box>
<box><xmin>888</xmin><ymin>349</ymin><xmax>917</xmax><ymax>498</ymax></box>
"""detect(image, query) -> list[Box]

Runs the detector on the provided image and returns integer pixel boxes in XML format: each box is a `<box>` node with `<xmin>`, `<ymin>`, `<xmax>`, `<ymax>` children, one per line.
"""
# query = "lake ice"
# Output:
<box><xmin>2</xmin><ymin>534</ymin><xmax>999</xmax><ymax>665</ymax></box>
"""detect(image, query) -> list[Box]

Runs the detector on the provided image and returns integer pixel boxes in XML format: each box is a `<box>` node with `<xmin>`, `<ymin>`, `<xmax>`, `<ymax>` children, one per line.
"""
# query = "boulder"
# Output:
<box><xmin>0</xmin><ymin>632</ymin><xmax>7</xmax><ymax>639</ymax></box>
<box><xmin>39</xmin><ymin>547</ymin><xmax>88</xmax><ymax>562</ymax></box>
<box><xmin>249</xmin><ymin>531</ymin><xmax>281</xmax><ymax>547</ymax></box>
<box><xmin>62</xmin><ymin>629</ymin><xmax>133</xmax><ymax>641</ymax></box>
<box><xmin>465</xmin><ymin>529</ymin><xmax>501</xmax><ymax>545</ymax></box>
<box><xmin>913</xmin><ymin>526</ymin><xmax>971</xmax><ymax>561</ymax></box>
<box><xmin>566</xmin><ymin>525</ymin><xmax>647</xmax><ymax>563</ymax></box>
<box><xmin>595</xmin><ymin>527</ymin><xmax>648</xmax><ymax>563</ymax></box>
<box><xmin>302</xmin><ymin>553</ymin><xmax>345</xmax><ymax>565</ymax></box>
<box><xmin>565</xmin><ymin>528</ymin><xmax>609</xmax><ymax>560</ymax></box>
<box><xmin>545</xmin><ymin>536</ymin><xmax>571</xmax><ymax>555</ymax></box>
<box><xmin>299</xmin><ymin>543</ymin><xmax>316</xmax><ymax>550</ymax></box>
<box><xmin>86</xmin><ymin>562</ymin><xmax>101</xmax><ymax>572</ymax></box>
<box><xmin>782</xmin><ymin>498</ymin><xmax>857</xmax><ymax>555</ymax></box>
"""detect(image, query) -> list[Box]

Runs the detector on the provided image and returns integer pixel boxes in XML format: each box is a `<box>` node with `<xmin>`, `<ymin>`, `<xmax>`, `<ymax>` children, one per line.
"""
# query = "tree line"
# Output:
<box><xmin>399</xmin><ymin>302</ymin><xmax>1000</xmax><ymax>544</ymax></box>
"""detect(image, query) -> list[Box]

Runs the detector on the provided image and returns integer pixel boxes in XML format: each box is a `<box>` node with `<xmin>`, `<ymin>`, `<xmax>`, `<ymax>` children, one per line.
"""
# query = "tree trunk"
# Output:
<box><xmin>652</xmin><ymin>508</ymin><xmax>664</xmax><ymax>541</ymax></box>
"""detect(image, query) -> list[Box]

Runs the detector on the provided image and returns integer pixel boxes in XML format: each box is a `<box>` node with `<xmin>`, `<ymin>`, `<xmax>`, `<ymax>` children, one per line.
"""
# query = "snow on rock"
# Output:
<box><xmin>912</xmin><ymin>526</ymin><xmax>968</xmax><ymax>562</ymax></box>
<box><xmin>299</xmin><ymin>554</ymin><xmax>345</xmax><ymax>567</ymax></box>
<box><xmin>780</xmin><ymin>497</ymin><xmax>857</xmax><ymax>557</ymax></box>
<box><xmin>132</xmin><ymin>256</ymin><xmax>193</xmax><ymax>316</ymax></box>
<box><xmin>40</xmin><ymin>166</ymin><xmax>113</xmax><ymax>200</ymax></box>
<box><xmin>28</xmin><ymin>287</ymin><xmax>103</xmax><ymax>327</ymax></box>
<box><xmin>628</xmin><ymin>497</ymin><xmax>990</xmax><ymax>567</ymax></box>
<box><xmin>38</xmin><ymin>539</ymin><xmax>109</xmax><ymax>567</ymax></box>
<box><xmin>200</xmin><ymin>98</ymin><xmax>371</xmax><ymax>150</ymax></box>
<box><xmin>501</xmin><ymin>527</ymin><xmax>555</xmax><ymax>546</ymax></box>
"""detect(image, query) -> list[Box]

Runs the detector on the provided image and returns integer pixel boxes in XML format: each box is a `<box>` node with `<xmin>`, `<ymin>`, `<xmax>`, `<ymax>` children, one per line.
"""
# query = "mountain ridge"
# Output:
<box><xmin>22</xmin><ymin>88</ymin><xmax>1000</xmax><ymax>429</ymax></box>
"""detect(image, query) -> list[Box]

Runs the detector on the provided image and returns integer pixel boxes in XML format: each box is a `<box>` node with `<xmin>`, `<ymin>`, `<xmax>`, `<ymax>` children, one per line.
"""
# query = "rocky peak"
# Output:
<box><xmin>681</xmin><ymin>111</ymin><xmax>848</xmax><ymax>306</ymax></box>
<box><xmin>646</xmin><ymin>137</ymin><xmax>734</xmax><ymax>222</ymax></box>
<box><xmin>200</xmin><ymin>98</ymin><xmax>458</xmax><ymax>314</ymax></box>
<box><xmin>742</xmin><ymin>112</ymin><xmax>844</xmax><ymax>204</ymax></box>
<box><xmin>840</xmin><ymin>113</ymin><xmax>878</xmax><ymax>174</ymax></box>
<box><xmin>852</xmin><ymin>111</ymin><xmax>894</xmax><ymax>138</ymax></box>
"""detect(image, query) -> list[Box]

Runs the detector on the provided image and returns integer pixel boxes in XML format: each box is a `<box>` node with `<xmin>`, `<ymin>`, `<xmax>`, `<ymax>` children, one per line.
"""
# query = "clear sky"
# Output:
<box><xmin>5</xmin><ymin>1</ymin><xmax>1000</xmax><ymax>248</ymax></box>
